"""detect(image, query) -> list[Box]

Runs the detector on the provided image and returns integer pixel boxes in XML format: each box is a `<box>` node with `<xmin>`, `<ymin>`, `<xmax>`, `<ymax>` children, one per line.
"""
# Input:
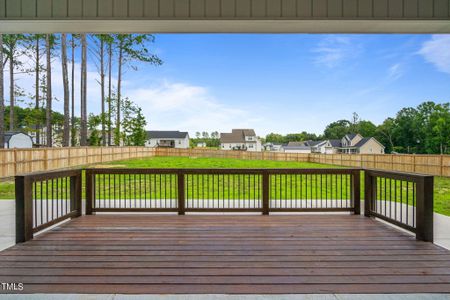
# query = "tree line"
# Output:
<box><xmin>0</xmin><ymin>34</ymin><xmax>161</xmax><ymax>147</ymax></box>
<box><xmin>265</xmin><ymin>101</ymin><xmax>450</xmax><ymax>155</ymax></box>
<box><xmin>191</xmin><ymin>131</ymin><xmax>221</xmax><ymax>148</ymax></box>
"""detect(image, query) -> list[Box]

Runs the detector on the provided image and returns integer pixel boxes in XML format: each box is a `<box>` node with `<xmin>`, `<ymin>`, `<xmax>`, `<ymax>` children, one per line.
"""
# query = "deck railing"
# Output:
<box><xmin>15</xmin><ymin>169</ymin><xmax>82</xmax><ymax>243</ymax></box>
<box><xmin>85</xmin><ymin>168</ymin><xmax>361</xmax><ymax>215</ymax></box>
<box><xmin>364</xmin><ymin>169</ymin><xmax>434</xmax><ymax>242</ymax></box>
<box><xmin>14</xmin><ymin>167</ymin><xmax>434</xmax><ymax>243</ymax></box>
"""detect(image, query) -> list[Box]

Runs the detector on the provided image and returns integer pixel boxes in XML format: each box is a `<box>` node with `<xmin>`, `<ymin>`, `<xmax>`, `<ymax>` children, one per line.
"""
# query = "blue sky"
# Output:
<box><xmin>9</xmin><ymin>34</ymin><xmax>450</xmax><ymax>136</ymax></box>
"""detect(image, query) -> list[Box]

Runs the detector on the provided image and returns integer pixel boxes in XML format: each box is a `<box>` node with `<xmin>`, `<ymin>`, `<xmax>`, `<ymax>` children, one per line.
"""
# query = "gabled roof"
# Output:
<box><xmin>354</xmin><ymin>137</ymin><xmax>385</xmax><ymax>149</ymax></box>
<box><xmin>307</xmin><ymin>140</ymin><xmax>322</xmax><ymax>147</ymax></box>
<box><xmin>220</xmin><ymin>129</ymin><xmax>257</xmax><ymax>143</ymax></box>
<box><xmin>328</xmin><ymin>139</ymin><xmax>342</xmax><ymax>147</ymax></box>
<box><xmin>234</xmin><ymin>129</ymin><xmax>256</xmax><ymax>136</ymax></box>
<box><xmin>344</xmin><ymin>133</ymin><xmax>358</xmax><ymax>141</ymax></box>
<box><xmin>146</xmin><ymin>131</ymin><xmax>189</xmax><ymax>139</ymax></box>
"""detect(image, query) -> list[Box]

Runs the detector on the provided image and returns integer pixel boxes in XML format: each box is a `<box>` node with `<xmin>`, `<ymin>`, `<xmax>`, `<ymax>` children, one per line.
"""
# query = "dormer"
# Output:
<box><xmin>342</xmin><ymin>134</ymin><xmax>363</xmax><ymax>147</ymax></box>
<box><xmin>245</xmin><ymin>135</ymin><xmax>254</xmax><ymax>142</ymax></box>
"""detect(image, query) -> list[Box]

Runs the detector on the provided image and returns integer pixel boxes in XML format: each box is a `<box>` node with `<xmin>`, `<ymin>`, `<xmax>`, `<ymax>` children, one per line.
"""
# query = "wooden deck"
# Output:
<box><xmin>1</xmin><ymin>214</ymin><xmax>450</xmax><ymax>294</ymax></box>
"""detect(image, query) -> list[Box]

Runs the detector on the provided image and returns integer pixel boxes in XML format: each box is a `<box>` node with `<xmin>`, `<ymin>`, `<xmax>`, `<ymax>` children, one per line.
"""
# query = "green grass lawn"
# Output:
<box><xmin>0</xmin><ymin>156</ymin><xmax>449</xmax><ymax>216</ymax></box>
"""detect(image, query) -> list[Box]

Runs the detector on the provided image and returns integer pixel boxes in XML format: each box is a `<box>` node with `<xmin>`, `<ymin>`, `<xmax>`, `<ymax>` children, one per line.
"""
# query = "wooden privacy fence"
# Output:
<box><xmin>0</xmin><ymin>147</ymin><xmax>156</xmax><ymax>178</ymax></box>
<box><xmin>1</xmin><ymin>147</ymin><xmax>449</xmax><ymax>178</ymax></box>
<box><xmin>155</xmin><ymin>148</ymin><xmax>450</xmax><ymax>177</ymax></box>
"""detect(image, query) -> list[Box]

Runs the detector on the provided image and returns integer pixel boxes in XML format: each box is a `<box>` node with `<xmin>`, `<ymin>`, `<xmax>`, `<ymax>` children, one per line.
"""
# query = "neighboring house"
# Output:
<box><xmin>196</xmin><ymin>142</ymin><xmax>207</xmax><ymax>148</ymax></box>
<box><xmin>145</xmin><ymin>131</ymin><xmax>190</xmax><ymax>149</ymax></box>
<box><xmin>4</xmin><ymin>132</ymin><xmax>33</xmax><ymax>149</ymax></box>
<box><xmin>312</xmin><ymin>140</ymin><xmax>341</xmax><ymax>154</ymax></box>
<box><xmin>263</xmin><ymin>143</ymin><xmax>284</xmax><ymax>152</ymax></box>
<box><xmin>339</xmin><ymin>134</ymin><xmax>385</xmax><ymax>154</ymax></box>
<box><xmin>282</xmin><ymin>134</ymin><xmax>385</xmax><ymax>155</ymax></box>
<box><xmin>282</xmin><ymin>142</ymin><xmax>313</xmax><ymax>154</ymax></box>
<box><xmin>220</xmin><ymin>129</ymin><xmax>262</xmax><ymax>152</ymax></box>
<box><xmin>30</xmin><ymin>125</ymin><xmax>66</xmax><ymax>147</ymax></box>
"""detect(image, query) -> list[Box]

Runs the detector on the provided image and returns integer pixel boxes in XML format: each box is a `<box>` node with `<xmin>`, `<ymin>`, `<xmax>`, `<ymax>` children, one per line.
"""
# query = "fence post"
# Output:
<box><xmin>416</xmin><ymin>176</ymin><xmax>434</xmax><ymax>242</ymax></box>
<box><xmin>85</xmin><ymin>169</ymin><xmax>94</xmax><ymax>215</ymax></box>
<box><xmin>262</xmin><ymin>171</ymin><xmax>269</xmax><ymax>215</ymax></box>
<box><xmin>44</xmin><ymin>148</ymin><xmax>48</xmax><ymax>170</ymax></box>
<box><xmin>364</xmin><ymin>171</ymin><xmax>374</xmax><ymax>217</ymax></box>
<box><xmin>15</xmin><ymin>175</ymin><xmax>33</xmax><ymax>243</ymax></box>
<box><xmin>177</xmin><ymin>172</ymin><xmax>185</xmax><ymax>215</ymax></box>
<box><xmin>352</xmin><ymin>170</ymin><xmax>361</xmax><ymax>215</ymax></box>
<box><xmin>71</xmin><ymin>171</ymin><xmax>83</xmax><ymax>217</ymax></box>
<box><xmin>13</xmin><ymin>148</ymin><xmax>17</xmax><ymax>176</ymax></box>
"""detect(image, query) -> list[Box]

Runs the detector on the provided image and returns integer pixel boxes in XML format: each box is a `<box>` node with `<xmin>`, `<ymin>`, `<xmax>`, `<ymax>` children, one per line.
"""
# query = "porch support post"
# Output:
<box><xmin>416</xmin><ymin>176</ymin><xmax>434</xmax><ymax>242</ymax></box>
<box><xmin>85</xmin><ymin>169</ymin><xmax>94</xmax><ymax>215</ymax></box>
<box><xmin>364</xmin><ymin>171</ymin><xmax>374</xmax><ymax>217</ymax></box>
<box><xmin>15</xmin><ymin>175</ymin><xmax>33</xmax><ymax>243</ymax></box>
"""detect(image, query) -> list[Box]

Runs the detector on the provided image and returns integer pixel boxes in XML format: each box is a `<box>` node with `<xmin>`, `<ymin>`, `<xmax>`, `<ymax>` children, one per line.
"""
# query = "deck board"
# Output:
<box><xmin>1</xmin><ymin>214</ymin><xmax>450</xmax><ymax>294</ymax></box>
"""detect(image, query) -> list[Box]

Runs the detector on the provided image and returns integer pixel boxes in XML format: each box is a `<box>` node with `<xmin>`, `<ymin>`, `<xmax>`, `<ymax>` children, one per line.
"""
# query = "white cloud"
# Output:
<box><xmin>387</xmin><ymin>63</ymin><xmax>403</xmax><ymax>81</ymax></box>
<box><xmin>419</xmin><ymin>35</ymin><xmax>450</xmax><ymax>74</ymax></box>
<box><xmin>127</xmin><ymin>81</ymin><xmax>264</xmax><ymax>134</ymax></box>
<box><xmin>312</xmin><ymin>36</ymin><xmax>361</xmax><ymax>68</ymax></box>
<box><xmin>5</xmin><ymin>52</ymin><xmax>268</xmax><ymax>136</ymax></box>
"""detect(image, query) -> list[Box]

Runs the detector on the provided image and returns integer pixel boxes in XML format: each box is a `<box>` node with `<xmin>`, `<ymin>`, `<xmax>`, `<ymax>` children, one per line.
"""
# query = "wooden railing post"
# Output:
<box><xmin>262</xmin><ymin>171</ymin><xmax>269</xmax><ymax>215</ymax></box>
<box><xmin>364</xmin><ymin>171</ymin><xmax>374</xmax><ymax>217</ymax></box>
<box><xmin>15</xmin><ymin>175</ymin><xmax>33</xmax><ymax>243</ymax></box>
<box><xmin>352</xmin><ymin>170</ymin><xmax>361</xmax><ymax>215</ymax></box>
<box><xmin>85</xmin><ymin>169</ymin><xmax>94</xmax><ymax>215</ymax></box>
<box><xmin>177</xmin><ymin>172</ymin><xmax>185</xmax><ymax>215</ymax></box>
<box><xmin>416</xmin><ymin>176</ymin><xmax>434</xmax><ymax>242</ymax></box>
<box><xmin>71</xmin><ymin>171</ymin><xmax>83</xmax><ymax>217</ymax></box>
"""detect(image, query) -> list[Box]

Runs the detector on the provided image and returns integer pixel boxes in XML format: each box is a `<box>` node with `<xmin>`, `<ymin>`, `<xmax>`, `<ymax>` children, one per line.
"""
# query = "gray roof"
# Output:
<box><xmin>287</xmin><ymin>141</ymin><xmax>307</xmax><ymax>147</ymax></box>
<box><xmin>307</xmin><ymin>140</ymin><xmax>322</xmax><ymax>147</ymax></box>
<box><xmin>283</xmin><ymin>146</ymin><xmax>311</xmax><ymax>150</ymax></box>
<box><xmin>220</xmin><ymin>129</ymin><xmax>256</xmax><ymax>143</ymax></box>
<box><xmin>345</xmin><ymin>133</ymin><xmax>358</xmax><ymax>141</ymax></box>
<box><xmin>328</xmin><ymin>139</ymin><xmax>342</xmax><ymax>147</ymax></box>
<box><xmin>146</xmin><ymin>131</ymin><xmax>188</xmax><ymax>139</ymax></box>
<box><xmin>354</xmin><ymin>137</ymin><xmax>372</xmax><ymax>148</ymax></box>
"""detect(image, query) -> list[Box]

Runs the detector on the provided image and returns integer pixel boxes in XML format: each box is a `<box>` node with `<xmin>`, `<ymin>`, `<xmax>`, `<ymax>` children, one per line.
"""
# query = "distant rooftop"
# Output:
<box><xmin>146</xmin><ymin>131</ymin><xmax>189</xmax><ymax>139</ymax></box>
<box><xmin>221</xmin><ymin>129</ymin><xmax>257</xmax><ymax>143</ymax></box>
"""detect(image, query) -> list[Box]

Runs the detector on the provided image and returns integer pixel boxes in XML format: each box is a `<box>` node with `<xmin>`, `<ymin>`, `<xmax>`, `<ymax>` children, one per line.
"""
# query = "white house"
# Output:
<box><xmin>263</xmin><ymin>143</ymin><xmax>284</xmax><ymax>152</ymax></box>
<box><xmin>4</xmin><ymin>132</ymin><xmax>33</xmax><ymax>149</ymax></box>
<box><xmin>283</xmin><ymin>134</ymin><xmax>385</xmax><ymax>155</ymax></box>
<box><xmin>196</xmin><ymin>142</ymin><xmax>207</xmax><ymax>148</ymax></box>
<box><xmin>145</xmin><ymin>131</ymin><xmax>190</xmax><ymax>149</ymax></box>
<box><xmin>220</xmin><ymin>129</ymin><xmax>262</xmax><ymax>152</ymax></box>
<box><xmin>282</xmin><ymin>142</ymin><xmax>313</xmax><ymax>154</ymax></box>
<box><xmin>339</xmin><ymin>134</ymin><xmax>385</xmax><ymax>154</ymax></box>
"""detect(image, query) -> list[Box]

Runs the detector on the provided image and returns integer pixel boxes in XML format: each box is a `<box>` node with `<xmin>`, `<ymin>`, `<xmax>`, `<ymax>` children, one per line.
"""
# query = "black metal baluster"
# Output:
<box><xmin>400</xmin><ymin>180</ymin><xmax>403</xmax><ymax>224</ymax></box>
<box><xmin>339</xmin><ymin>174</ymin><xmax>342</xmax><ymax>208</ymax></box>
<box><xmin>389</xmin><ymin>178</ymin><xmax>392</xmax><ymax>219</ymax></box>
<box><xmin>406</xmin><ymin>181</ymin><xmax>409</xmax><ymax>226</ymax></box>
<box><xmin>40</xmin><ymin>181</ymin><xmax>43</xmax><ymax>226</ymax></box>
<box><xmin>413</xmin><ymin>182</ymin><xmax>416</xmax><ymax>228</ymax></box>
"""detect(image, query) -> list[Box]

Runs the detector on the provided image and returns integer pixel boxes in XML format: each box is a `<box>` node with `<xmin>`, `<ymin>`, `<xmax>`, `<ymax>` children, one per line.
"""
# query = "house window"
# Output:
<box><xmin>249</xmin><ymin>145</ymin><xmax>253</xmax><ymax>148</ymax></box>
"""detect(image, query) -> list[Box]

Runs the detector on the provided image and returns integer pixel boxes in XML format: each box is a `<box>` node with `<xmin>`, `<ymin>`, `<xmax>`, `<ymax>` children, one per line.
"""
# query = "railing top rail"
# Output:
<box><xmin>15</xmin><ymin>169</ymin><xmax>82</xmax><ymax>182</ymax></box>
<box><xmin>85</xmin><ymin>168</ymin><xmax>361</xmax><ymax>175</ymax></box>
<box><xmin>365</xmin><ymin>169</ymin><xmax>434</xmax><ymax>182</ymax></box>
